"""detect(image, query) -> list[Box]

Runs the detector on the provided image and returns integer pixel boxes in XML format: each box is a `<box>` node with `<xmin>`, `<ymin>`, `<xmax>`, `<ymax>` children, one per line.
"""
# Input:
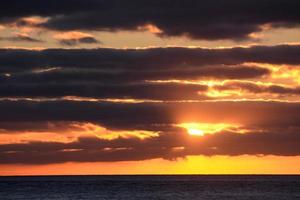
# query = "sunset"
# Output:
<box><xmin>0</xmin><ymin>0</ymin><xmax>300</xmax><ymax>199</ymax></box>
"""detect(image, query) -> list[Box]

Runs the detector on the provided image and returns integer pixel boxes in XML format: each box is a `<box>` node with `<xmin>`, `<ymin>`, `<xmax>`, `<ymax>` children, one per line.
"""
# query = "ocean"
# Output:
<box><xmin>0</xmin><ymin>175</ymin><xmax>299</xmax><ymax>200</ymax></box>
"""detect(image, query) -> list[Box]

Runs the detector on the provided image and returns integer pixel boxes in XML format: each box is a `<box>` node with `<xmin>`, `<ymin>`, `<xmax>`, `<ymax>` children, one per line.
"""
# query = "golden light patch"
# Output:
<box><xmin>271</xmin><ymin>66</ymin><xmax>300</xmax><ymax>84</ymax></box>
<box><xmin>244</xmin><ymin>62</ymin><xmax>300</xmax><ymax>85</ymax></box>
<box><xmin>32</xmin><ymin>67</ymin><xmax>60</xmax><ymax>74</ymax></box>
<box><xmin>178</xmin><ymin>122</ymin><xmax>238</xmax><ymax>136</ymax></box>
<box><xmin>0</xmin><ymin>131</ymin><xmax>81</xmax><ymax>144</ymax></box>
<box><xmin>205</xmin><ymin>88</ymin><xmax>242</xmax><ymax>98</ymax></box>
<box><xmin>204</xmin><ymin>80</ymin><xmax>290</xmax><ymax>100</ymax></box>
<box><xmin>0</xmin><ymin>122</ymin><xmax>159</xmax><ymax>144</ymax></box>
<box><xmin>96</xmin><ymin>129</ymin><xmax>159</xmax><ymax>140</ymax></box>
<box><xmin>137</xmin><ymin>24</ymin><xmax>162</xmax><ymax>34</ymax></box>
<box><xmin>73</xmin><ymin>123</ymin><xmax>159</xmax><ymax>140</ymax></box>
<box><xmin>10</xmin><ymin>17</ymin><xmax>48</xmax><ymax>33</ymax></box>
<box><xmin>54</xmin><ymin>31</ymin><xmax>94</xmax><ymax>40</ymax></box>
<box><xmin>187</xmin><ymin>128</ymin><xmax>204</xmax><ymax>136</ymax></box>
<box><xmin>18</xmin><ymin>16</ymin><xmax>48</xmax><ymax>25</ymax></box>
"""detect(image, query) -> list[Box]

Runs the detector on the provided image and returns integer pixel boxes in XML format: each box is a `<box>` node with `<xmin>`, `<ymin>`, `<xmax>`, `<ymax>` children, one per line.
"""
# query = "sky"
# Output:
<box><xmin>1</xmin><ymin>0</ymin><xmax>300</xmax><ymax>175</ymax></box>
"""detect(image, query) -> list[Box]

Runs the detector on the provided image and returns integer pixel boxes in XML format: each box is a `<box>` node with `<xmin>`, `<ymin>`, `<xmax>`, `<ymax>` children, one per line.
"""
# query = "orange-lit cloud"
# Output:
<box><xmin>53</xmin><ymin>31</ymin><xmax>100</xmax><ymax>46</ymax></box>
<box><xmin>0</xmin><ymin>122</ymin><xmax>159</xmax><ymax>144</ymax></box>
<box><xmin>137</xmin><ymin>24</ymin><xmax>162</xmax><ymax>34</ymax></box>
<box><xmin>72</xmin><ymin>122</ymin><xmax>159</xmax><ymax>140</ymax></box>
<box><xmin>53</xmin><ymin>31</ymin><xmax>95</xmax><ymax>40</ymax></box>
<box><xmin>177</xmin><ymin>122</ymin><xmax>240</xmax><ymax>136</ymax></box>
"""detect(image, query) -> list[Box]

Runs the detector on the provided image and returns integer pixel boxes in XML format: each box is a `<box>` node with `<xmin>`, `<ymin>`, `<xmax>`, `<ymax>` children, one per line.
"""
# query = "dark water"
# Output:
<box><xmin>0</xmin><ymin>175</ymin><xmax>300</xmax><ymax>200</ymax></box>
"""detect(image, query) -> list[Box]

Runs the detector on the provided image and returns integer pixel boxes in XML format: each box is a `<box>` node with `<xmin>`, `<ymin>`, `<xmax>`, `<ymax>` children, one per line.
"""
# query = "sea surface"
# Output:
<box><xmin>0</xmin><ymin>175</ymin><xmax>299</xmax><ymax>200</ymax></box>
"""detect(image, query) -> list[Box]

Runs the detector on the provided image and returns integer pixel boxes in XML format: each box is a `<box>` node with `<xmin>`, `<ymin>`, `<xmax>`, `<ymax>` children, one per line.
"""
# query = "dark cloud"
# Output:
<box><xmin>1</xmin><ymin>0</ymin><xmax>300</xmax><ymax>40</ymax></box>
<box><xmin>0</xmin><ymin>66</ymin><xmax>269</xmax><ymax>100</ymax></box>
<box><xmin>0</xmin><ymin>45</ymin><xmax>299</xmax><ymax>75</ymax></box>
<box><xmin>0</xmin><ymin>100</ymin><xmax>173</xmax><ymax>130</ymax></box>
<box><xmin>0</xmin><ymin>82</ymin><xmax>208</xmax><ymax>100</ymax></box>
<box><xmin>58</xmin><ymin>36</ymin><xmax>100</xmax><ymax>46</ymax></box>
<box><xmin>0</xmin><ymin>65</ymin><xmax>269</xmax><ymax>83</ymax></box>
<box><xmin>0</xmin><ymin>121</ymin><xmax>79</xmax><ymax>133</ymax></box>
<box><xmin>1</xmin><ymin>100</ymin><xmax>300</xmax><ymax>130</ymax></box>
<box><xmin>0</xmin><ymin>128</ymin><xmax>299</xmax><ymax>164</ymax></box>
<box><xmin>0</xmin><ymin>34</ymin><xmax>43</xmax><ymax>43</ymax></box>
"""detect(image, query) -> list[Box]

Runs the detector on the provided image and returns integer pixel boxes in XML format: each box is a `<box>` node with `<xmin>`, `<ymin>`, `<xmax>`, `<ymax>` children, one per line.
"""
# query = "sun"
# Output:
<box><xmin>177</xmin><ymin>122</ymin><xmax>237</xmax><ymax>136</ymax></box>
<box><xmin>187</xmin><ymin>128</ymin><xmax>204</xmax><ymax>136</ymax></box>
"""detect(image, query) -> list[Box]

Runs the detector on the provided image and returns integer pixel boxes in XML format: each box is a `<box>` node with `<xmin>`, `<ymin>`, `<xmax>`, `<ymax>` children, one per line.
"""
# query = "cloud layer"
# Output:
<box><xmin>0</xmin><ymin>45</ymin><xmax>300</xmax><ymax>164</ymax></box>
<box><xmin>1</xmin><ymin>99</ymin><xmax>300</xmax><ymax>164</ymax></box>
<box><xmin>2</xmin><ymin>45</ymin><xmax>300</xmax><ymax>101</ymax></box>
<box><xmin>1</xmin><ymin>0</ymin><xmax>300</xmax><ymax>41</ymax></box>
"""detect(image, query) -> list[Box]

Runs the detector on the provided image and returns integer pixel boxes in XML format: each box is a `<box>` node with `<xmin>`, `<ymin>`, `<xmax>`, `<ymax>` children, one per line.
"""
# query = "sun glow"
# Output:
<box><xmin>178</xmin><ymin>122</ymin><xmax>237</xmax><ymax>136</ymax></box>
<box><xmin>186</xmin><ymin>128</ymin><xmax>204</xmax><ymax>136</ymax></box>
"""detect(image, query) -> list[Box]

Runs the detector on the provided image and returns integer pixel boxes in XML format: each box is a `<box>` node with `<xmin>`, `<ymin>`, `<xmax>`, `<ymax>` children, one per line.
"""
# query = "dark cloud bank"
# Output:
<box><xmin>1</xmin><ymin>45</ymin><xmax>299</xmax><ymax>73</ymax></box>
<box><xmin>0</xmin><ymin>99</ymin><xmax>300</xmax><ymax>164</ymax></box>
<box><xmin>1</xmin><ymin>130</ymin><xmax>300</xmax><ymax>164</ymax></box>
<box><xmin>58</xmin><ymin>36</ymin><xmax>100</xmax><ymax>46</ymax></box>
<box><xmin>1</xmin><ymin>100</ymin><xmax>300</xmax><ymax>129</ymax></box>
<box><xmin>1</xmin><ymin>0</ymin><xmax>300</xmax><ymax>40</ymax></box>
<box><xmin>1</xmin><ymin>45</ymin><xmax>300</xmax><ymax>100</ymax></box>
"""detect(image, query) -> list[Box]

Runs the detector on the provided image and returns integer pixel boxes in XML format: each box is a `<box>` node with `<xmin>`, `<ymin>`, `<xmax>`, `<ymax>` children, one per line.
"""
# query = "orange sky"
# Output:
<box><xmin>1</xmin><ymin>156</ymin><xmax>300</xmax><ymax>176</ymax></box>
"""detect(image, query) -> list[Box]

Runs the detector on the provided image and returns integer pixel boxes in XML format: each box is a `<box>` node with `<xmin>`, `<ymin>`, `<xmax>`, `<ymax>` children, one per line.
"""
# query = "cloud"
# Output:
<box><xmin>0</xmin><ymin>65</ymin><xmax>269</xmax><ymax>83</ymax></box>
<box><xmin>212</xmin><ymin>81</ymin><xmax>300</xmax><ymax>96</ymax></box>
<box><xmin>0</xmin><ymin>127</ymin><xmax>299</xmax><ymax>164</ymax></box>
<box><xmin>59</xmin><ymin>37</ymin><xmax>99</xmax><ymax>46</ymax></box>
<box><xmin>54</xmin><ymin>31</ymin><xmax>100</xmax><ymax>46</ymax></box>
<box><xmin>0</xmin><ymin>121</ymin><xmax>80</xmax><ymax>133</ymax></box>
<box><xmin>0</xmin><ymin>82</ymin><xmax>209</xmax><ymax>100</ymax></box>
<box><xmin>0</xmin><ymin>98</ymin><xmax>299</xmax><ymax>164</ymax></box>
<box><xmin>0</xmin><ymin>45</ymin><xmax>299</xmax><ymax>75</ymax></box>
<box><xmin>0</xmin><ymin>33</ymin><xmax>43</xmax><ymax>43</ymax></box>
<box><xmin>1</xmin><ymin>100</ymin><xmax>300</xmax><ymax>130</ymax></box>
<box><xmin>0</xmin><ymin>46</ymin><xmax>286</xmax><ymax>100</ymax></box>
<box><xmin>1</xmin><ymin>0</ymin><xmax>300</xmax><ymax>41</ymax></box>
<box><xmin>0</xmin><ymin>66</ymin><xmax>269</xmax><ymax>100</ymax></box>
